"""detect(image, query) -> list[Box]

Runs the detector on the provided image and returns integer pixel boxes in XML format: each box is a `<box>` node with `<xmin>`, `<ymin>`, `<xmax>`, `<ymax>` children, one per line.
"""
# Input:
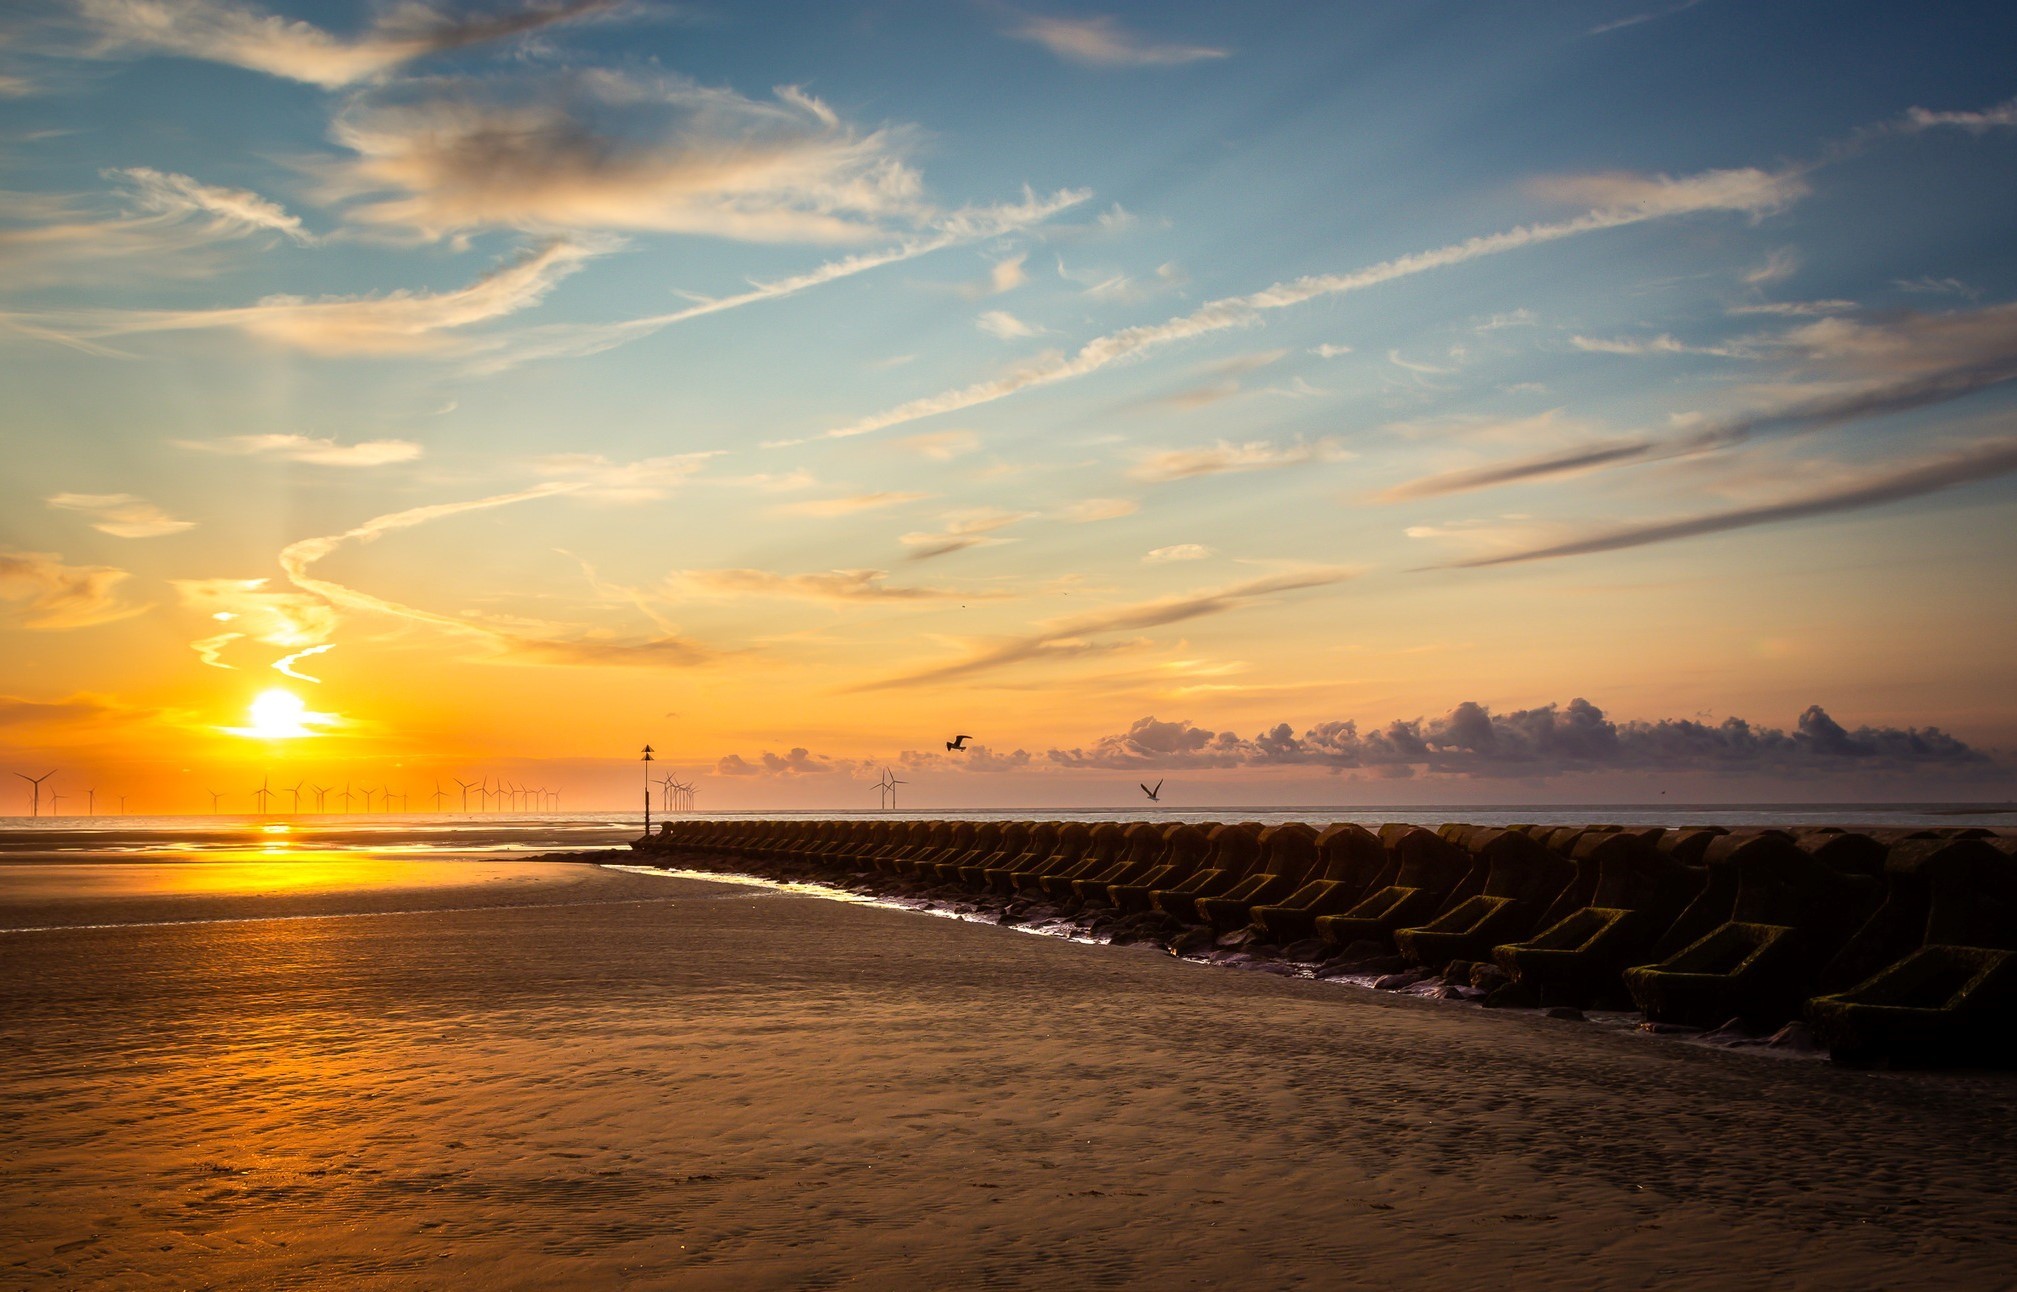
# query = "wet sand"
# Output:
<box><xmin>3</xmin><ymin>859</ymin><xmax>2014</xmax><ymax>1289</ymax></box>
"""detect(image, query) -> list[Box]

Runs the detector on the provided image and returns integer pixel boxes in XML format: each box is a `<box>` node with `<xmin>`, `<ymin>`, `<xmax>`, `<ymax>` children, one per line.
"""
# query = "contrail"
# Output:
<box><xmin>770</xmin><ymin>167</ymin><xmax>1804</xmax><ymax>447</ymax></box>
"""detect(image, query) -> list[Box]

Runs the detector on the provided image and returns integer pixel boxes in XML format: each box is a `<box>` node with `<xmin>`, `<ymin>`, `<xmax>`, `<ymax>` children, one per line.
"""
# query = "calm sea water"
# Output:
<box><xmin>0</xmin><ymin>803</ymin><xmax>2010</xmax><ymax>860</ymax></box>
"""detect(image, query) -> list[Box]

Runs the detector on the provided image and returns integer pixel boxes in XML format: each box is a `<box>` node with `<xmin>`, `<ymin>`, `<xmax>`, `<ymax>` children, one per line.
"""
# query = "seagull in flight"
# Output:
<box><xmin>1141</xmin><ymin>779</ymin><xmax>1163</xmax><ymax>801</ymax></box>
<box><xmin>946</xmin><ymin>734</ymin><xmax>973</xmax><ymax>751</ymax></box>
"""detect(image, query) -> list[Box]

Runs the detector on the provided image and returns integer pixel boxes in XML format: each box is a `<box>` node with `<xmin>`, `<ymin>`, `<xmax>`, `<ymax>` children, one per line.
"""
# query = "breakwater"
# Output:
<box><xmin>633</xmin><ymin>818</ymin><xmax>2017</xmax><ymax>1068</ymax></box>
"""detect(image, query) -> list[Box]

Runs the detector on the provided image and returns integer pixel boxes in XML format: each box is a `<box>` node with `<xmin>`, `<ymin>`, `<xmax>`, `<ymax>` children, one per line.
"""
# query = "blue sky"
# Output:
<box><xmin>1</xmin><ymin>0</ymin><xmax>2014</xmax><ymax>808</ymax></box>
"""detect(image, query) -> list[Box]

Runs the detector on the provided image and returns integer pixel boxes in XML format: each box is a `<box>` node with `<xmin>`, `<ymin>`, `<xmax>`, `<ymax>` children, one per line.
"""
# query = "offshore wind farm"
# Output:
<box><xmin>5</xmin><ymin>0</ymin><xmax>2017</xmax><ymax>1288</ymax></box>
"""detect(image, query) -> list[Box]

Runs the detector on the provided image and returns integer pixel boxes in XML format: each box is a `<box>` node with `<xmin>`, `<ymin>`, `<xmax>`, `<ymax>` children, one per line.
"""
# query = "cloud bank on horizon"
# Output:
<box><xmin>0</xmin><ymin>1</ymin><xmax>2013</xmax><ymax>806</ymax></box>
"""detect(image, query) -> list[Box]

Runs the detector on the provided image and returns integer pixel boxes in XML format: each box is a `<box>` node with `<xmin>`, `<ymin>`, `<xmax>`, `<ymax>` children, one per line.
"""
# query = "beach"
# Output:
<box><xmin>3</xmin><ymin>855</ymin><xmax>2015</xmax><ymax>1289</ymax></box>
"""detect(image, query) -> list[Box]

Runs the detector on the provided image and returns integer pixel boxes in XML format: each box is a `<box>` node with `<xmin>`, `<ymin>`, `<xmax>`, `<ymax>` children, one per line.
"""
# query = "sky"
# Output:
<box><xmin>2</xmin><ymin>0</ymin><xmax>2015</xmax><ymax>813</ymax></box>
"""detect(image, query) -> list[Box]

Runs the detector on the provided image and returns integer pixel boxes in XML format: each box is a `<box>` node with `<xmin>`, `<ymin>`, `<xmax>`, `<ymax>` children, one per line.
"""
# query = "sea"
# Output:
<box><xmin>0</xmin><ymin>802</ymin><xmax>2011</xmax><ymax>862</ymax></box>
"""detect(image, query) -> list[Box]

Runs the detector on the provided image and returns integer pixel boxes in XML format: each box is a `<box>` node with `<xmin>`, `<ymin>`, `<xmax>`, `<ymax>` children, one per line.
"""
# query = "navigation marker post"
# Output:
<box><xmin>642</xmin><ymin>744</ymin><xmax>655</xmax><ymax>837</ymax></box>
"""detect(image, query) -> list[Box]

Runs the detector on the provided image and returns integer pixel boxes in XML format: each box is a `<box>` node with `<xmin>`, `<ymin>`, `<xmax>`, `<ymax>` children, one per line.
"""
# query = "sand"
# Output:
<box><xmin>3</xmin><ymin>858</ymin><xmax>2014</xmax><ymax>1289</ymax></box>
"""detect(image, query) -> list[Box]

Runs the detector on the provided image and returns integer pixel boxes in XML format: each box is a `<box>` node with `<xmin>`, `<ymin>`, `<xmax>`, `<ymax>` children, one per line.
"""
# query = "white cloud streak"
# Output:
<box><xmin>774</xmin><ymin>492</ymin><xmax>929</xmax><ymax>518</ymax></box>
<box><xmin>667</xmin><ymin>568</ymin><xmax>981</xmax><ymax>603</ymax></box>
<box><xmin>21</xmin><ymin>238</ymin><xmax>598</xmax><ymax>356</ymax></box>
<box><xmin>1129</xmin><ymin>437</ymin><xmax>1350</xmax><ymax>483</ymax></box>
<box><xmin>46</xmin><ymin>492</ymin><xmax>195</xmax><ymax>537</ymax></box>
<box><xmin>787</xmin><ymin>164</ymin><xmax>1805</xmax><ymax>446</ymax></box>
<box><xmin>325</xmin><ymin>71</ymin><xmax>930</xmax><ymax>243</ymax></box>
<box><xmin>1435</xmin><ymin>438</ymin><xmax>2017</xmax><ymax>568</ymax></box>
<box><xmin>275</xmin><ymin>483</ymin><xmax>714</xmax><ymax>666</ymax></box>
<box><xmin>866</xmin><ymin>567</ymin><xmax>1357</xmax><ymax>687</ymax></box>
<box><xmin>175</xmin><ymin>433</ymin><xmax>424</xmax><ymax>466</ymax></box>
<box><xmin>73</xmin><ymin>0</ymin><xmax>623</xmax><ymax>89</ymax></box>
<box><xmin>0</xmin><ymin>548</ymin><xmax>148</xmax><ymax>629</ymax></box>
<box><xmin>1009</xmin><ymin>13</ymin><xmax>1230</xmax><ymax>67</ymax></box>
<box><xmin>473</xmin><ymin>186</ymin><xmax>1088</xmax><ymax>372</ymax></box>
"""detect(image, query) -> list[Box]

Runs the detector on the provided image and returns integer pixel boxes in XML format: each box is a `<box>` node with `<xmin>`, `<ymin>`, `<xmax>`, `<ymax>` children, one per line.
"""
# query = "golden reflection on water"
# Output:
<box><xmin>2</xmin><ymin>853</ymin><xmax>552</xmax><ymax>905</ymax></box>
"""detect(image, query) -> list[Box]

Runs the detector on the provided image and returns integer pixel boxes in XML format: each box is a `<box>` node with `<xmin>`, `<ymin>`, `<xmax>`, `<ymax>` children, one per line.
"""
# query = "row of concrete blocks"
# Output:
<box><xmin>632</xmin><ymin>818</ymin><xmax>2017</xmax><ymax>1067</ymax></box>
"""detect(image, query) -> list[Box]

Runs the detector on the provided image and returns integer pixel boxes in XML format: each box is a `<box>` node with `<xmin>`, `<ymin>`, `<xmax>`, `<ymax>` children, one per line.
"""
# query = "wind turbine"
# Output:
<box><xmin>431</xmin><ymin>781</ymin><xmax>448</xmax><ymax>812</ymax></box>
<box><xmin>251</xmin><ymin>776</ymin><xmax>273</xmax><ymax>814</ymax></box>
<box><xmin>207</xmin><ymin>788</ymin><xmax>225</xmax><ymax>813</ymax></box>
<box><xmin>13</xmin><ymin>770</ymin><xmax>56</xmax><ymax>818</ymax></box>
<box><xmin>49</xmin><ymin>793</ymin><xmax>66</xmax><ymax>815</ymax></box>
<box><xmin>310</xmin><ymin>784</ymin><xmax>328</xmax><ymax>813</ymax></box>
<box><xmin>117</xmin><ymin>794</ymin><xmax>127</xmax><ymax>814</ymax></box>
<box><xmin>359</xmin><ymin>784</ymin><xmax>378</xmax><ymax>812</ymax></box>
<box><xmin>86</xmin><ymin>788</ymin><xmax>96</xmax><ymax>816</ymax></box>
<box><xmin>338</xmin><ymin>782</ymin><xmax>354</xmax><ymax>813</ymax></box>
<box><xmin>454</xmin><ymin>777</ymin><xmax>476</xmax><ymax>814</ymax></box>
<box><xmin>287</xmin><ymin>780</ymin><xmax>304</xmax><ymax>814</ymax></box>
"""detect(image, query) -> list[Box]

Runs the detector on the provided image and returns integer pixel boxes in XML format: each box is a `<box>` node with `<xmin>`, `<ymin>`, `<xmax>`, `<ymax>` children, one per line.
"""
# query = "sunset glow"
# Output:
<box><xmin>0</xmin><ymin>2</ymin><xmax>2012</xmax><ymax>812</ymax></box>
<box><xmin>225</xmin><ymin>690</ymin><xmax>333</xmax><ymax>741</ymax></box>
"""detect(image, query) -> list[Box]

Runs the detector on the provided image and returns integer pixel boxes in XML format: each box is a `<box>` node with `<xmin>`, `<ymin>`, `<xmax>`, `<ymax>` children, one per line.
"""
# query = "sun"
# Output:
<box><xmin>230</xmin><ymin>688</ymin><xmax>330</xmax><ymax>740</ymax></box>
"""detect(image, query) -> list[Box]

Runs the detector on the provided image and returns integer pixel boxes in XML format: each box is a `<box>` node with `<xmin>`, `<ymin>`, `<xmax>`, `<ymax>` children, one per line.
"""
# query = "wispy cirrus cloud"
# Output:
<box><xmin>1054</xmin><ymin>497</ymin><xmax>1137</xmax><ymax>523</ymax></box>
<box><xmin>325</xmin><ymin>71</ymin><xmax>929</xmax><ymax>243</ymax></box>
<box><xmin>1008</xmin><ymin>13</ymin><xmax>1230</xmax><ymax>67</ymax></box>
<box><xmin>1587</xmin><ymin>0</ymin><xmax>1706</xmax><ymax>38</ymax></box>
<box><xmin>866</xmin><ymin>567</ymin><xmax>1357</xmax><ymax>688</ymax></box>
<box><xmin>1894</xmin><ymin>275</ymin><xmax>1981</xmax><ymax>299</ymax></box>
<box><xmin>0</xmin><ymin>167</ymin><xmax>313</xmax><ymax>290</ymax></box>
<box><xmin>46</xmin><ymin>492</ymin><xmax>194</xmax><ymax>537</ymax></box>
<box><xmin>175</xmin><ymin>433</ymin><xmax>423</xmax><ymax>466</ymax></box>
<box><xmin>1128</xmin><ymin>436</ymin><xmax>1349</xmax><ymax>483</ymax></box>
<box><xmin>1726</xmin><ymin>300</ymin><xmax>1857</xmax><ymax>317</ymax></box>
<box><xmin>277</xmin><ymin>483</ymin><xmax>716</xmax><ymax>667</ymax></box>
<box><xmin>70</xmin><ymin>0</ymin><xmax>624</xmax><ymax>89</ymax></box>
<box><xmin>1429</xmin><ymin>437</ymin><xmax>2017</xmax><ymax>568</ymax></box>
<box><xmin>16</xmin><ymin>238</ymin><xmax>599</xmax><ymax>356</ymax></box>
<box><xmin>976</xmin><ymin>308</ymin><xmax>1040</xmax><ymax>339</ymax></box>
<box><xmin>1143</xmin><ymin>544</ymin><xmax>1212</xmax><ymax>563</ymax></box>
<box><xmin>1900</xmin><ymin>97</ymin><xmax>2017</xmax><ymax>134</ymax></box>
<box><xmin>786</xmin><ymin>163</ymin><xmax>1804</xmax><ymax>446</ymax></box>
<box><xmin>113</xmin><ymin>166</ymin><xmax>315</xmax><ymax>242</ymax></box>
<box><xmin>894</xmin><ymin>430</ymin><xmax>980</xmax><ymax>460</ymax></box>
<box><xmin>774</xmin><ymin>491</ymin><xmax>929</xmax><ymax>518</ymax></box>
<box><xmin>0</xmin><ymin>691</ymin><xmax>157</xmax><ymax>734</ymax></box>
<box><xmin>173</xmin><ymin>577</ymin><xmax>337</xmax><ymax>674</ymax></box>
<box><xmin>1570</xmin><ymin>332</ymin><xmax>1754</xmax><ymax>358</ymax></box>
<box><xmin>0</xmin><ymin>548</ymin><xmax>148</xmax><ymax>629</ymax></box>
<box><xmin>900</xmin><ymin>508</ymin><xmax>1034</xmax><ymax>561</ymax></box>
<box><xmin>668</xmin><ymin>567</ymin><xmax>984</xmax><ymax>603</ymax></box>
<box><xmin>468</xmin><ymin>187</ymin><xmax>1087</xmax><ymax>372</ymax></box>
<box><xmin>1376</xmin><ymin>440</ymin><xmax>1658</xmax><ymax>502</ymax></box>
<box><xmin>1389</xmin><ymin>298</ymin><xmax>2017</xmax><ymax>503</ymax></box>
<box><xmin>531</xmin><ymin>451</ymin><xmax>719</xmax><ymax>500</ymax></box>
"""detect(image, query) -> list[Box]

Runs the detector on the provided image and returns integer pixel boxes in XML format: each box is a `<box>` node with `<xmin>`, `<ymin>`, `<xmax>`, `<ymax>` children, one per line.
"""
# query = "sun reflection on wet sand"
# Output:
<box><xmin>0</xmin><ymin>856</ymin><xmax>583</xmax><ymax>907</ymax></box>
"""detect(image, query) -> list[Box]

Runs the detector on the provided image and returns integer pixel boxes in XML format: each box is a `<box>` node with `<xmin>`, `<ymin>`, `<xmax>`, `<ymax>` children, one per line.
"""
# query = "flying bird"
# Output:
<box><xmin>946</xmin><ymin>734</ymin><xmax>973</xmax><ymax>751</ymax></box>
<box><xmin>1141</xmin><ymin>779</ymin><xmax>1163</xmax><ymax>801</ymax></box>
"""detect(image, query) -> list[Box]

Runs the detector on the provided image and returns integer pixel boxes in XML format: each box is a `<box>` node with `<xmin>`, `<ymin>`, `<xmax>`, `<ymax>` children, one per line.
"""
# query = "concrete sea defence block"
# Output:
<box><xmin>633</xmin><ymin>815</ymin><xmax>2016</xmax><ymax>1066</ymax></box>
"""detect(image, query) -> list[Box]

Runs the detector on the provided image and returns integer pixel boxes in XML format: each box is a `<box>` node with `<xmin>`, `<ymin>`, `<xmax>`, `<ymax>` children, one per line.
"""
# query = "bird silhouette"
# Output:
<box><xmin>946</xmin><ymin>734</ymin><xmax>973</xmax><ymax>751</ymax></box>
<box><xmin>1141</xmin><ymin>779</ymin><xmax>1163</xmax><ymax>801</ymax></box>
